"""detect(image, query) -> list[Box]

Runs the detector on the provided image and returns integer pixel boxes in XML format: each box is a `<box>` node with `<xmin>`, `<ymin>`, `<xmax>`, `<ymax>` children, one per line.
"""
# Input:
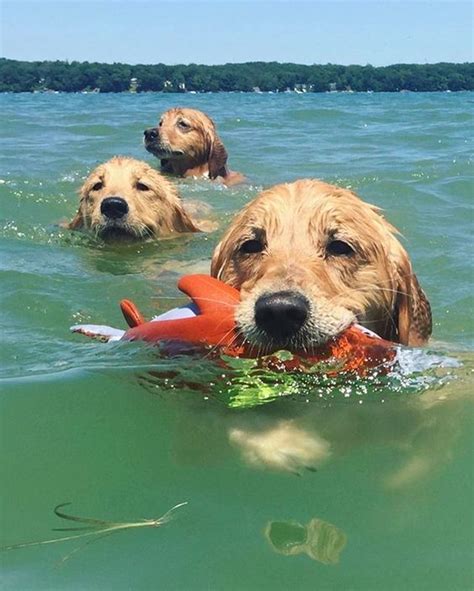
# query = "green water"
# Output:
<box><xmin>1</xmin><ymin>92</ymin><xmax>473</xmax><ymax>590</ymax></box>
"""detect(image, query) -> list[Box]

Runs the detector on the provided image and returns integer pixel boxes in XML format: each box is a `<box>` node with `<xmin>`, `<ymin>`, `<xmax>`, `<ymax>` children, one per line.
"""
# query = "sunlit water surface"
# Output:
<box><xmin>1</xmin><ymin>92</ymin><xmax>473</xmax><ymax>590</ymax></box>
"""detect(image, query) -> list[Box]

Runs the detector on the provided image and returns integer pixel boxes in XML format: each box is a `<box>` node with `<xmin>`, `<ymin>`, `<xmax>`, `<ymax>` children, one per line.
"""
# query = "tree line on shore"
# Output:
<box><xmin>1</xmin><ymin>58</ymin><xmax>472</xmax><ymax>93</ymax></box>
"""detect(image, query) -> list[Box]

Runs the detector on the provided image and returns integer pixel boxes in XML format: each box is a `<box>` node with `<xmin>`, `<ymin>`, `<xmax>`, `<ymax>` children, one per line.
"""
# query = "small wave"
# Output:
<box><xmin>289</xmin><ymin>108</ymin><xmax>348</xmax><ymax>121</ymax></box>
<box><xmin>0</xmin><ymin>220</ymin><xmax>93</xmax><ymax>247</ymax></box>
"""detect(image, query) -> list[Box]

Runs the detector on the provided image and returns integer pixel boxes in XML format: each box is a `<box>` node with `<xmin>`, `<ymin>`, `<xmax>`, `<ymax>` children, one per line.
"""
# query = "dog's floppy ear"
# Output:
<box><xmin>210</xmin><ymin>232</ymin><xmax>237</xmax><ymax>282</ymax></box>
<box><xmin>172</xmin><ymin>207</ymin><xmax>200</xmax><ymax>233</ymax></box>
<box><xmin>393</xmin><ymin>255</ymin><xmax>432</xmax><ymax>346</ymax></box>
<box><xmin>68</xmin><ymin>211</ymin><xmax>84</xmax><ymax>230</ymax></box>
<box><xmin>208</xmin><ymin>134</ymin><xmax>229</xmax><ymax>180</ymax></box>
<box><xmin>210</xmin><ymin>239</ymin><xmax>226</xmax><ymax>279</ymax></box>
<box><xmin>69</xmin><ymin>186</ymin><xmax>88</xmax><ymax>229</ymax></box>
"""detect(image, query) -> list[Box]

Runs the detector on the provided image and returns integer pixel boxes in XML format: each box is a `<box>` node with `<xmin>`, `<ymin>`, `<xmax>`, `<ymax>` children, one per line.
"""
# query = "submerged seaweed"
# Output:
<box><xmin>1</xmin><ymin>501</ymin><xmax>188</xmax><ymax>564</ymax></box>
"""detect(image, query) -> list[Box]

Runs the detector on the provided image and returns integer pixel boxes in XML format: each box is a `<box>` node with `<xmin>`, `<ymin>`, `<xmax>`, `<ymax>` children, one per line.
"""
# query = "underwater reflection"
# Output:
<box><xmin>229</xmin><ymin>420</ymin><xmax>330</xmax><ymax>475</ymax></box>
<box><xmin>142</xmin><ymin>354</ymin><xmax>470</xmax><ymax>490</ymax></box>
<box><xmin>138</xmin><ymin>349</ymin><xmax>473</xmax><ymax>489</ymax></box>
<box><xmin>264</xmin><ymin>518</ymin><xmax>347</xmax><ymax>565</ymax></box>
<box><xmin>227</xmin><ymin>390</ymin><xmax>467</xmax><ymax>489</ymax></box>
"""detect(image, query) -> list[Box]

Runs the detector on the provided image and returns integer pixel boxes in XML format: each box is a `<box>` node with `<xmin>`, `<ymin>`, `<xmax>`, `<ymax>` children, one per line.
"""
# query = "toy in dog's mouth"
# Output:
<box><xmin>71</xmin><ymin>274</ymin><xmax>398</xmax><ymax>375</ymax></box>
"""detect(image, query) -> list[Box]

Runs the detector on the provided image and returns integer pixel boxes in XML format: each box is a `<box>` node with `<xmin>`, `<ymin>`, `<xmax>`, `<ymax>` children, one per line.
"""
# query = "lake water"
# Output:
<box><xmin>1</xmin><ymin>91</ymin><xmax>473</xmax><ymax>590</ymax></box>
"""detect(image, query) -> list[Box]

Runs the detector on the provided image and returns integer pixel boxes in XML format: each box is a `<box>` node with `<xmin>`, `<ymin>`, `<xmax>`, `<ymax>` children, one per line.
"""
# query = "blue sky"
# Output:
<box><xmin>1</xmin><ymin>1</ymin><xmax>472</xmax><ymax>65</ymax></box>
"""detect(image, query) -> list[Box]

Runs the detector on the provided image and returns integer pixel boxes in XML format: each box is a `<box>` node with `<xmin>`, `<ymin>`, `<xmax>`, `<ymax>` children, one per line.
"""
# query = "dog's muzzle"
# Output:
<box><xmin>143</xmin><ymin>129</ymin><xmax>184</xmax><ymax>158</ymax></box>
<box><xmin>143</xmin><ymin>128</ymin><xmax>161</xmax><ymax>155</ymax></box>
<box><xmin>100</xmin><ymin>196</ymin><xmax>129</xmax><ymax>220</ymax></box>
<box><xmin>144</xmin><ymin>128</ymin><xmax>158</xmax><ymax>142</ymax></box>
<box><xmin>255</xmin><ymin>291</ymin><xmax>310</xmax><ymax>343</ymax></box>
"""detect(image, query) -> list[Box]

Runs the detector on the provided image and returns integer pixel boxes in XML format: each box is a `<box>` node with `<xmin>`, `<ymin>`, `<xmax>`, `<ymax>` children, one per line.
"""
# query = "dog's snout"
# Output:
<box><xmin>255</xmin><ymin>291</ymin><xmax>309</xmax><ymax>341</ymax></box>
<box><xmin>144</xmin><ymin>128</ymin><xmax>158</xmax><ymax>141</ymax></box>
<box><xmin>100</xmin><ymin>197</ymin><xmax>129</xmax><ymax>219</ymax></box>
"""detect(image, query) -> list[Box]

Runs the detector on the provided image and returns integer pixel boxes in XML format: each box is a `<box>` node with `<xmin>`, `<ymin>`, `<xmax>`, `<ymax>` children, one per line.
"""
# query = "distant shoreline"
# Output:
<box><xmin>1</xmin><ymin>58</ymin><xmax>472</xmax><ymax>93</ymax></box>
<box><xmin>2</xmin><ymin>89</ymin><xmax>473</xmax><ymax>96</ymax></box>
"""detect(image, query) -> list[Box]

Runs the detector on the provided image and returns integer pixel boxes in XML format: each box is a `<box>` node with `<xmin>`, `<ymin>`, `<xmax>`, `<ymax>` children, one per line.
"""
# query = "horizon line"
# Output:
<box><xmin>2</xmin><ymin>57</ymin><xmax>473</xmax><ymax>68</ymax></box>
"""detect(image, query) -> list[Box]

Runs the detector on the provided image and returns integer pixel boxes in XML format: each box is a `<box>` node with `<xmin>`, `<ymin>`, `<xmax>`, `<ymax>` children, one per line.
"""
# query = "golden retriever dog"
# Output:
<box><xmin>143</xmin><ymin>107</ymin><xmax>244</xmax><ymax>186</ymax></box>
<box><xmin>211</xmin><ymin>179</ymin><xmax>432</xmax><ymax>349</ymax></box>
<box><xmin>69</xmin><ymin>156</ymin><xmax>199</xmax><ymax>240</ymax></box>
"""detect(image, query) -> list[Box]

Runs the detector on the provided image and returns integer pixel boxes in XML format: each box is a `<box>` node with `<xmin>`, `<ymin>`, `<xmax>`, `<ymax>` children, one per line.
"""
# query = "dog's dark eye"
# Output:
<box><xmin>326</xmin><ymin>239</ymin><xmax>355</xmax><ymax>256</ymax></box>
<box><xmin>239</xmin><ymin>239</ymin><xmax>265</xmax><ymax>254</ymax></box>
<box><xmin>136</xmin><ymin>182</ymin><xmax>149</xmax><ymax>191</ymax></box>
<box><xmin>91</xmin><ymin>181</ymin><xmax>103</xmax><ymax>191</ymax></box>
<box><xmin>177</xmin><ymin>120</ymin><xmax>190</xmax><ymax>130</ymax></box>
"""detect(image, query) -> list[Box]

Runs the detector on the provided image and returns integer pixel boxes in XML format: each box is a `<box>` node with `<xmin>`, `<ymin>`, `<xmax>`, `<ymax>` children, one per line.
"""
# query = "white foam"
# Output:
<box><xmin>395</xmin><ymin>347</ymin><xmax>460</xmax><ymax>375</ymax></box>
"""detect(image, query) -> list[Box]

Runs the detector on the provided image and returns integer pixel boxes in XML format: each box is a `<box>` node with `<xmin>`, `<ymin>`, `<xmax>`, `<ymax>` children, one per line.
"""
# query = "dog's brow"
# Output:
<box><xmin>239</xmin><ymin>226</ymin><xmax>266</xmax><ymax>242</ymax></box>
<box><xmin>251</xmin><ymin>227</ymin><xmax>266</xmax><ymax>239</ymax></box>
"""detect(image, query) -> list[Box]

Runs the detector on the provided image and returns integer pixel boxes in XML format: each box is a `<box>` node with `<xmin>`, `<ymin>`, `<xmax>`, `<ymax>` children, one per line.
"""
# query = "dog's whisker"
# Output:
<box><xmin>201</xmin><ymin>326</ymin><xmax>241</xmax><ymax>361</ymax></box>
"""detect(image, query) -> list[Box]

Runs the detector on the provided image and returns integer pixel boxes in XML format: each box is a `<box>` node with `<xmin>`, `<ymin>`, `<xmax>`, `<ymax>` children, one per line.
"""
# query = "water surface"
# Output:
<box><xmin>1</xmin><ymin>92</ymin><xmax>473</xmax><ymax>590</ymax></box>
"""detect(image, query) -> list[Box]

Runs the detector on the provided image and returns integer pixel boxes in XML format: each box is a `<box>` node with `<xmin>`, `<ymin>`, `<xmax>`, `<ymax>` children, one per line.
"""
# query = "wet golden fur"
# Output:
<box><xmin>211</xmin><ymin>179</ymin><xmax>432</xmax><ymax>347</ymax></box>
<box><xmin>69</xmin><ymin>156</ymin><xmax>198</xmax><ymax>240</ymax></box>
<box><xmin>144</xmin><ymin>107</ymin><xmax>244</xmax><ymax>185</ymax></box>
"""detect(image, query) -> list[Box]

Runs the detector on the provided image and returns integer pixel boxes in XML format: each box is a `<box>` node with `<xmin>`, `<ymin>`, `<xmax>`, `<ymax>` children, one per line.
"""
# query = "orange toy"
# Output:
<box><xmin>72</xmin><ymin>274</ymin><xmax>397</xmax><ymax>374</ymax></box>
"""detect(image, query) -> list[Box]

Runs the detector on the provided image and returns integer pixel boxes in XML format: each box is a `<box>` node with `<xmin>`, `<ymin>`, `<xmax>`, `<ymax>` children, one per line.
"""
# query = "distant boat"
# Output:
<box><xmin>33</xmin><ymin>89</ymin><xmax>61</xmax><ymax>94</ymax></box>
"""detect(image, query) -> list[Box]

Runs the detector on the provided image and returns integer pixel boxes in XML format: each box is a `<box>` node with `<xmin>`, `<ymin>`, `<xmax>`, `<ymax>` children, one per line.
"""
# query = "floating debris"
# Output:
<box><xmin>1</xmin><ymin>501</ymin><xmax>188</xmax><ymax>564</ymax></box>
<box><xmin>265</xmin><ymin>517</ymin><xmax>347</xmax><ymax>565</ymax></box>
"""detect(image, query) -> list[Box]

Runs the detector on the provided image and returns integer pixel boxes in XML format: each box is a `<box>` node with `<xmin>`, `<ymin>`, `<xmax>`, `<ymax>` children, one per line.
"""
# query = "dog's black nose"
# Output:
<box><xmin>100</xmin><ymin>197</ymin><xmax>129</xmax><ymax>219</ymax></box>
<box><xmin>144</xmin><ymin>128</ymin><xmax>158</xmax><ymax>141</ymax></box>
<box><xmin>255</xmin><ymin>291</ymin><xmax>309</xmax><ymax>341</ymax></box>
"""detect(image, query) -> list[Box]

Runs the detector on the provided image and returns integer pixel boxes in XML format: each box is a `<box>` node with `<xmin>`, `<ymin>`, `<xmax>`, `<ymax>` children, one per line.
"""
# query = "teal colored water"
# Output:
<box><xmin>1</xmin><ymin>92</ymin><xmax>473</xmax><ymax>590</ymax></box>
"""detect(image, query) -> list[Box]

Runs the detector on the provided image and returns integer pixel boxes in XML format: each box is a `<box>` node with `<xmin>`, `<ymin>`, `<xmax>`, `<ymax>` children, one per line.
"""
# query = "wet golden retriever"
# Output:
<box><xmin>144</xmin><ymin>107</ymin><xmax>244</xmax><ymax>186</ymax></box>
<box><xmin>69</xmin><ymin>156</ymin><xmax>199</xmax><ymax>240</ymax></box>
<box><xmin>211</xmin><ymin>179</ymin><xmax>432</xmax><ymax>349</ymax></box>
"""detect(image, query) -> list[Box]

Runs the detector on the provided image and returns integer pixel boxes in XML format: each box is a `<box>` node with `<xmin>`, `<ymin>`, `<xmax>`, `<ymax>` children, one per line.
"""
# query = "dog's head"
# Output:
<box><xmin>143</xmin><ymin>108</ymin><xmax>228</xmax><ymax>179</ymax></box>
<box><xmin>69</xmin><ymin>156</ymin><xmax>198</xmax><ymax>240</ymax></box>
<box><xmin>211</xmin><ymin>180</ymin><xmax>431</xmax><ymax>350</ymax></box>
